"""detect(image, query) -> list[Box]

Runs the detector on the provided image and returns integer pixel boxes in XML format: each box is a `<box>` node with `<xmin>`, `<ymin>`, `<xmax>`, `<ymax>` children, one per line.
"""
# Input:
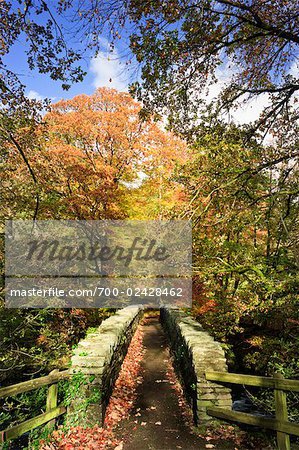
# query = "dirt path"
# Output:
<box><xmin>116</xmin><ymin>314</ymin><xmax>208</xmax><ymax>450</ymax></box>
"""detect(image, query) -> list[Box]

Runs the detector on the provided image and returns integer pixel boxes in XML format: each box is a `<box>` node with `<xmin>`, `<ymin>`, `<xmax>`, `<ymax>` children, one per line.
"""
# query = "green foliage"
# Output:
<box><xmin>0</xmin><ymin>307</ymin><xmax>114</xmax><ymax>447</ymax></box>
<box><xmin>174</xmin><ymin>120</ymin><xmax>299</xmax><ymax>383</ymax></box>
<box><xmin>0</xmin><ymin>386</ymin><xmax>48</xmax><ymax>431</ymax></box>
<box><xmin>29</xmin><ymin>425</ymin><xmax>53</xmax><ymax>450</ymax></box>
<box><xmin>85</xmin><ymin>327</ymin><xmax>98</xmax><ymax>336</ymax></box>
<box><xmin>61</xmin><ymin>372</ymin><xmax>89</xmax><ymax>408</ymax></box>
<box><xmin>58</xmin><ymin>372</ymin><xmax>102</xmax><ymax>429</ymax></box>
<box><xmin>247</xmin><ymin>359</ymin><xmax>299</xmax><ymax>426</ymax></box>
<box><xmin>124</xmin><ymin>1</ymin><xmax>299</xmax><ymax>139</ymax></box>
<box><xmin>0</xmin><ymin>306</ymin><xmax>113</xmax><ymax>384</ymax></box>
<box><xmin>1</xmin><ymin>1</ymin><xmax>86</xmax><ymax>103</ymax></box>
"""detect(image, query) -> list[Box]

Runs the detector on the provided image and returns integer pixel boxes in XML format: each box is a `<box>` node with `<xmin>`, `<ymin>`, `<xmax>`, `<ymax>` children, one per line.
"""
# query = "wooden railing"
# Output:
<box><xmin>205</xmin><ymin>371</ymin><xmax>299</xmax><ymax>450</ymax></box>
<box><xmin>2</xmin><ymin>369</ymin><xmax>299</xmax><ymax>448</ymax></box>
<box><xmin>0</xmin><ymin>369</ymin><xmax>70</xmax><ymax>443</ymax></box>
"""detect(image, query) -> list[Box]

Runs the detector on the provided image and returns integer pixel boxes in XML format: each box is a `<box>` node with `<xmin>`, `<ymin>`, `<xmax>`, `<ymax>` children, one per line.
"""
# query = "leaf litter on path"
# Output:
<box><xmin>40</xmin><ymin>325</ymin><xmax>145</xmax><ymax>449</ymax></box>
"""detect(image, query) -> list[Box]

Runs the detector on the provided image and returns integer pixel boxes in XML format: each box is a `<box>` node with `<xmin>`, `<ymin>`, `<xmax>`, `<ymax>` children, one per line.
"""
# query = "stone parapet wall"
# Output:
<box><xmin>160</xmin><ymin>307</ymin><xmax>232</xmax><ymax>423</ymax></box>
<box><xmin>68</xmin><ymin>306</ymin><xmax>143</xmax><ymax>426</ymax></box>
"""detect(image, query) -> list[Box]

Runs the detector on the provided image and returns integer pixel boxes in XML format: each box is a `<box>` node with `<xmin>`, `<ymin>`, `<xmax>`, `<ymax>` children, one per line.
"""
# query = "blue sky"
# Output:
<box><xmin>4</xmin><ymin>32</ymin><xmax>135</xmax><ymax>102</ymax></box>
<box><xmin>4</xmin><ymin>34</ymin><xmax>275</xmax><ymax>125</ymax></box>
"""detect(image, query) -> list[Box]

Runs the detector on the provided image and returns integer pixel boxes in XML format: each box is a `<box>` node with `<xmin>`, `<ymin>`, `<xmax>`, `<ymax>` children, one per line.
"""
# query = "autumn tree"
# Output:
<box><xmin>0</xmin><ymin>98</ymin><xmax>47</xmax><ymax>222</ymax></box>
<box><xmin>2</xmin><ymin>0</ymin><xmax>298</xmax><ymax>394</ymax></box>
<box><xmin>126</xmin><ymin>126</ymin><xmax>189</xmax><ymax>219</ymax></box>
<box><xmin>0</xmin><ymin>86</ymin><xmax>188</xmax><ymax>392</ymax></box>
<box><xmin>36</xmin><ymin>87</ymin><xmax>187</xmax><ymax>219</ymax></box>
<box><xmin>1</xmin><ymin>87</ymin><xmax>188</xmax><ymax>221</ymax></box>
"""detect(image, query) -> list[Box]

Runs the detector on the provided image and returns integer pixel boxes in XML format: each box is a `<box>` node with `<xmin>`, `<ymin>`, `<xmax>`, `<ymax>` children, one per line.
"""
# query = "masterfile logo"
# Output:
<box><xmin>6</xmin><ymin>220</ymin><xmax>191</xmax><ymax>276</ymax></box>
<box><xmin>5</xmin><ymin>220</ymin><xmax>192</xmax><ymax>308</ymax></box>
<box><xmin>25</xmin><ymin>237</ymin><xmax>170</xmax><ymax>266</ymax></box>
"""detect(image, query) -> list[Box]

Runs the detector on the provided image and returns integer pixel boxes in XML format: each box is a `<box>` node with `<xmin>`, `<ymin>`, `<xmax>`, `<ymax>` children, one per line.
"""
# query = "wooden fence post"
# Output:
<box><xmin>274</xmin><ymin>373</ymin><xmax>291</xmax><ymax>450</ymax></box>
<box><xmin>46</xmin><ymin>369</ymin><xmax>59</xmax><ymax>430</ymax></box>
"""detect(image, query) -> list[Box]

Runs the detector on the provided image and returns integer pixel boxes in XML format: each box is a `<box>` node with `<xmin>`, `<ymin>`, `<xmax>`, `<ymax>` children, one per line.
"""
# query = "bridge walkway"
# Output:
<box><xmin>115</xmin><ymin>314</ymin><xmax>233</xmax><ymax>450</ymax></box>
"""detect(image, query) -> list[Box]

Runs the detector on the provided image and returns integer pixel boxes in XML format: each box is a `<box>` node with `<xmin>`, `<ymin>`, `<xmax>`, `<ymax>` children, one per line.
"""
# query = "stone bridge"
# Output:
<box><xmin>68</xmin><ymin>306</ymin><xmax>232</xmax><ymax>427</ymax></box>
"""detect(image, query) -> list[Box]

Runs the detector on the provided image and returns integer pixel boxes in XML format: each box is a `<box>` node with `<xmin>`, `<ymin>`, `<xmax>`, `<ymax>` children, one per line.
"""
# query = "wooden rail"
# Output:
<box><xmin>205</xmin><ymin>371</ymin><xmax>299</xmax><ymax>450</ymax></box>
<box><xmin>0</xmin><ymin>369</ymin><xmax>70</xmax><ymax>443</ymax></box>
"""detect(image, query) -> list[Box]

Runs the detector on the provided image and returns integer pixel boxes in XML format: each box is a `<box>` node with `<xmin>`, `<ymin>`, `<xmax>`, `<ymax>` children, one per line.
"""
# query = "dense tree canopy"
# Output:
<box><xmin>2</xmin><ymin>0</ymin><xmax>299</xmax><ymax>137</ymax></box>
<box><xmin>126</xmin><ymin>0</ymin><xmax>299</xmax><ymax>136</ymax></box>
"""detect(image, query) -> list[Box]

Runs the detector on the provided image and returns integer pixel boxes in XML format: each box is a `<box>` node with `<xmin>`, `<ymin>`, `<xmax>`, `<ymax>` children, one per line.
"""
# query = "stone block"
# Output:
<box><xmin>67</xmin><ymin>306</ymin><xmax>142</xmax><ymax>426</ymax></box>
<box><xmin>160</xmin><ymin>307</ymin><xmax>232</xmax><ymax>426</ymax></box>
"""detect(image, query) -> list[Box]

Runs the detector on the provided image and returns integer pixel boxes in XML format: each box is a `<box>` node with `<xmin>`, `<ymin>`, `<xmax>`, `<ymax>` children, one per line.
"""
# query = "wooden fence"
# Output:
<box><xmin>1</xmin><ymin>369</ymin><xmax>299</xmax><ymax>448</ymax></box>
<box><xmin>205</xmin><ymin>371</ymin><xmax>299</xmax><ymax>450</ymax></box>
<box><xmin>0</xmin><ymin>370</ymin><xmax>70</xmax><ymax>444</ymax></box>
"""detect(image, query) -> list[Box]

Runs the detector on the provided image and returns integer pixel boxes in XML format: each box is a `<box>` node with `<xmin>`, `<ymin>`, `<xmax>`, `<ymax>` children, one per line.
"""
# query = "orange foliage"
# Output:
<box><xmin>192</xmin><ymin>276</ymin><xmax>218</xmax><ymax>315</ymax></box>
<box><xmin>41</xmin><ymin>87</ymin><xmax>188</xmax><ymax>219</ymax></box>
<box><xmin>3</xmin><ymin>87</ymin><xmax>189</xmax><ymax>221</ymax></box>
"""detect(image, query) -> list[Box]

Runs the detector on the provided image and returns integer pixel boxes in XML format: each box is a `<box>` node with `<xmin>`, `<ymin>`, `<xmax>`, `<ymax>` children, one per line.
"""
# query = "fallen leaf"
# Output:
<box><xmin>114</xmin><ymin>443</ymin><xmax>123</xmax><ymax>450</ymax></box>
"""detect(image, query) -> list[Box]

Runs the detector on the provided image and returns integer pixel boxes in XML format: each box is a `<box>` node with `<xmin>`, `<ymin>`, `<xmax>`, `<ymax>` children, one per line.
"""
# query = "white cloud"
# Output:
<box><xmin>205</xmin><ymin>60</ymin><xmax>236</xmax><ymax>103</ymax></box>
<box><xmin>232</xmin><ymin>93</ymin><xmax>270</xmax><ymax>125</ymax></box>
<box><xmin>90</xmin><ymin>44</ymin><xmax>270</xmax><ymax>122</ymax></box>
<box><xmin>90</xmin><ymin>38</ymin><xmax>129</xmax><ymax>91</ymax></box>
<box><xmin>26</xmin><ymin>90</ymin><xmax>44</xmax><ymax>101</ymax></box>
<box><xmin>288</xmin><ymin>60</ymin><xmax>299</xmax><ymax>77</ymax></box>
<box><xmin>205</xmin><ymin>61</ymin><xmax>270</xmax><ymax>124</ymax></box>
